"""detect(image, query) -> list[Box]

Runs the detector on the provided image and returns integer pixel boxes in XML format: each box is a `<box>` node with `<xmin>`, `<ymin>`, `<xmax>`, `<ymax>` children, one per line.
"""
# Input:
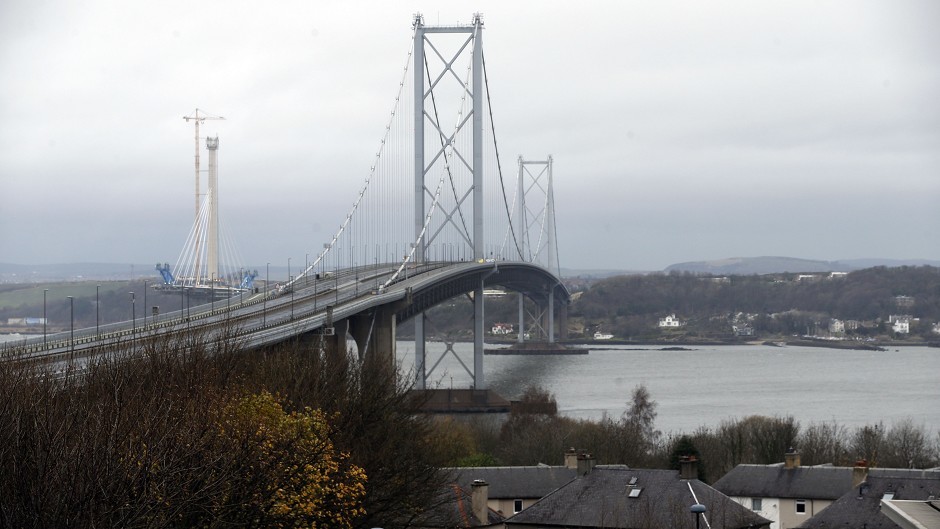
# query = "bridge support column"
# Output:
<box><xmin>547</xmin><ymin>288</ymin><xmax>555</xmax><ymax>343</ymax></box>
<box><xmin>473</xmin><ymin>280</ymin><xmax>485</xmax><ymax>389</ymax></box>
<box><xmin>517</xmin><ymin>293</ymin><xmax>525</xmax><ymax>343</ymax></box>
<box><xmin>322</xmin><ymin>319</ymin><xmax>349</xmax><ymax>358</ymax></box>
<box><xmin>415</xmin><ymin>315</ymin><xmax>426</xmax><ymax>389</ymax></box>
<box><xmin>348</xmin><ymin>307</ymin><xmax>397</xmax><ymax>369</ymax></box>
<box><xmin>558</xmin><ymin>300</ymin><xmax>569</xmax><ymax>341</ymax></box>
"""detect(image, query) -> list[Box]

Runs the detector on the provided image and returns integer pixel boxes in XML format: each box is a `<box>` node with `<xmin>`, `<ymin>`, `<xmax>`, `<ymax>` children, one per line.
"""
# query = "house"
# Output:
<box><xmin>659</xmin><ymin>314</ymin><xmax>682</xmax><ymax>328</ymax></box>
<box><xmin>890</xmin><ymin>316</ymin><xmax>911</xmax><ymax>334</ymax></box>
<box><xmin>828</xmin><ymin>319</ymin><xmax>845</xmax><ymax>335</ymax></box>
<box><xmin>797</xmin><ymin>469</ymin><xmax>940</xmax><ymax>528</ymax></box>
<box><xmin>504</xmin><ymin>459</ymin><xmax>770</xmax><ymax>529</ymax></box>
<box><xmin>894</xmin><ymin>295</ymin><xmax>915</xmax><ymax>308</ymax></box>
<box><xmin>713</xmin><ymin>451</ymin><xmax>865</xmax><ymax>529</ymax></box>
<box><xmin>732</xmin><ymin>324</ymin><xmax>754</xmax><ymax>337</ymax></box>
<box><xmin>491</xmin><ymin>323</ymin><xmax>514</xmax><ymax>335</ymax></box>
<box><xmin>447</xmin><ymin>458</ymin><xmax>579</xmax><ymax>516</ymax></box>
<box><xmin>593</xmin><ymin>331</ymin><xmax>614</xmax><ymax>340</ymax></box>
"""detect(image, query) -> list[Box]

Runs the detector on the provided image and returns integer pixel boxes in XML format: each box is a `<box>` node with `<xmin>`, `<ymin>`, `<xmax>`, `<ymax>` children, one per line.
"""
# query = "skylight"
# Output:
<box><xmin>628</xmin><ymin>487</ymin><xmax>642</xmax><ymax>498</ymax></box>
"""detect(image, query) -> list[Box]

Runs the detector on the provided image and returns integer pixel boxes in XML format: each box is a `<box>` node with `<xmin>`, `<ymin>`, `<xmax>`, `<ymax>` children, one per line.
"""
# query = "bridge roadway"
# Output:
<box><xmin>6</xmin><ymin>260</ymin><xmax>569</xmax><ymax>365</ymax></box>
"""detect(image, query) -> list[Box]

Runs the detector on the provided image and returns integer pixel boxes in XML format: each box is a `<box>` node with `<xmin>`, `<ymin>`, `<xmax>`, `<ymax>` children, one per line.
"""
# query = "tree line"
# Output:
<box><xmin>431</xmin><ymin>385</ymin><xmax>940</xmax><ymax>484</ymax></box>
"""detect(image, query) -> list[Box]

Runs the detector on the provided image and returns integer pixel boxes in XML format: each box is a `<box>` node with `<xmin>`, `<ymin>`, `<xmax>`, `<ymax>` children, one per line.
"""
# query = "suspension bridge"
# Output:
<box><xmin>6</xmin><ymin>14</ymin><xmax>569</xmax><ymax>391</ymax></box>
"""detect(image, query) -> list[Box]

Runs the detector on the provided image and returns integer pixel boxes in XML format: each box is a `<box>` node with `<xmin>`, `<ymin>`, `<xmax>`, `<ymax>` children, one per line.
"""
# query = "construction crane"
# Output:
<box><xmin>183</xmin><ymin>108</ymin><xmax>225</xmax><ymax>220</ymax></box>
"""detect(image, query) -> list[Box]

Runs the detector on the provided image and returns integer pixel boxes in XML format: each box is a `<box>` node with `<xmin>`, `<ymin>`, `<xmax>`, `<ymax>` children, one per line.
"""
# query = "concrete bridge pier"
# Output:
<box><xmin>347</xmin><ymin>306</ymin><xmax>397</xmax><ymax>368</ymax></box>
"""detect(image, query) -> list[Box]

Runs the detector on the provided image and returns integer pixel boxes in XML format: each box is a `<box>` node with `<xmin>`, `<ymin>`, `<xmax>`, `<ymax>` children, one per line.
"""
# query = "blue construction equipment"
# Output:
<box><xmin>156</xmin><ymin>263</ymin><xmax>175</xmax><ymax>285</ymax></box>
<box><xmin>239</xmin><ymin>269</ymin><xmax>258</xmax><ymax>290</ymax></box>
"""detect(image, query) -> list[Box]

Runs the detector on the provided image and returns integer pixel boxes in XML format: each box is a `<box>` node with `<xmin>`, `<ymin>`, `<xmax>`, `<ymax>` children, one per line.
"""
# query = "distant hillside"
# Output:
<box><xmin>664</xmin><ymin>257</ymin><xmax>940</xmax><ymax>275</ymax></box>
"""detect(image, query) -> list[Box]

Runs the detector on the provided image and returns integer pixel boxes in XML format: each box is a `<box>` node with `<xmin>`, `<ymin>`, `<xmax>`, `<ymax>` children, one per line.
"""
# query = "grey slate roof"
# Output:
<box><xmin>797</xmin><ymin>473</ymin><xmax>940</xmax><ymax>529</ymax></box>
<box><xmin>712</xmin><ymin>464</ymin><xmax>856</xmax><ymax>500</ymax></box>
<box><xmin>448</xmin><ymin>466</ymin><xmax>578</xmax><ymax>499</ymax></box>
<box><xmin>417</xmin><ymin>483</ymin><xmax>506</xmax><ymax>528</ymax></box>
<box><xmin>505</xmin><ymin>467</ymin><xmax>771</xmax><ymax>529</ymax></box>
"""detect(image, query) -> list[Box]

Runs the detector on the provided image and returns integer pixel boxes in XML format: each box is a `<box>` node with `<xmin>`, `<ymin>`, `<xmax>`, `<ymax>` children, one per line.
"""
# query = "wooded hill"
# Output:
<box><xmin>568</xmin><ymin>266</ymin><xmax>940</xmax><ymax>341</ymax></box>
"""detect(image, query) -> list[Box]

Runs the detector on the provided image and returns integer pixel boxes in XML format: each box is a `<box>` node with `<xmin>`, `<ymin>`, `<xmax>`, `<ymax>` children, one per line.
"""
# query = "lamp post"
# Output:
<box><xmin>143</xmin><ymin>280</ymin><xmax>148</xmax><ymax>327</ymax></box>
<box><xmin>289</xmin><ymin>275</ymin><xmax>294</xmax><ymax>320</ymax></box>
<box><xmin>67</xmin><ymin>295</ymin><xmax>74</xmax><ymax>353</ymax></box>
<box><xmin>43</xmin><ymin>289</ymin><xmax>48</xmax><ymax>346</ymax></box>
<box><xmin>305</xmin><ymin>253</ymin><xmax>309</xmax><ymax>286</ymax></box>
<box><xmin>95</xmin><ymin>284</ymin><xmax>100</xmax><ymax>337</ymax></box>
<box><xmin>264</xmin><ymin>262</ymin><xmax>269</xmax><ymax>325</ymax></box>
<box><xmin>130</xmin><ymin>291</ymin><xmax>136</xmax><ymax>337</ymax></box>
<box><xmin>691</xmin><ymin>503</ymin><xmax>706</xmax><ymax>529</ymax></box>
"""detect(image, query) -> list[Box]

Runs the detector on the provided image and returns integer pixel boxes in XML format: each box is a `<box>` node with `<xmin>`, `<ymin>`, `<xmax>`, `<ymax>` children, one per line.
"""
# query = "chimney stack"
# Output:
<box><xmin>852</xmin><ymin>459</ymin><xmax>869</xmax><ymax>487</ymax></box>
<box><xmin>784</xmin><ymin>448</ymin><xmax>801</xmax><ymax>469</ymax></box>
<box><xmin>679</xmin><ymin>456</ymin><xmax>699</xmax><ymax>480</ymax></box>
<box><xmin>471</xmin><ymin>479</ymin><xmax>489</xmax><ymax>524</ymax></box>
<box><xmin>576</xmin><ymin>452</ymin><xmax>596</xmax><ymax>476</ymax></box>
<box><xmin>564</xmin><ymin>447</ymin><xmax>579</xmax><ymax>470</ymax></box>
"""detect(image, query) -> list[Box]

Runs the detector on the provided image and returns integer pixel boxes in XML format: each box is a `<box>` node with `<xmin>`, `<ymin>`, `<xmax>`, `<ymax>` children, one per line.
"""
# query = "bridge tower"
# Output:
<box><xmin>206</xmin><ymin>136</ymin><xmax>220</xmax><ymax>284</ymax></box>
<box><xmin>412</xmin><ymin>13</ymin><xmax>486</xmax><ymax>390</ymax></box>
<box><xmin>516</xmin><ymin>156</ymin><xmax>564</xmax><ymax>343</ymax></box>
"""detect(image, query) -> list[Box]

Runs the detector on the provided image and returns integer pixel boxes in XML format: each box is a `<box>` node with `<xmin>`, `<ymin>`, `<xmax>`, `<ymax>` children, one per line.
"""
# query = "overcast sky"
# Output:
<box><xmin>1</xmin><ymin>1</ymin><xmax>937</xmax><ymax>272</ymax></box>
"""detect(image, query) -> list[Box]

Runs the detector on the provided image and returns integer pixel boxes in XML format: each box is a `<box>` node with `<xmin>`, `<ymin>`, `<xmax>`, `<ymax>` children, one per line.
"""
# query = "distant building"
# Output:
<box><xmin>732</xmin><ymin>324</ymin><xmax>754</xmax><ymax>337</ymax></box>
<box><xmin>593</xmin><ymin>331</ymin><xmax>613</xmax><ymax>340</ymax></box>
<box><xmin>658</xmin><ymin>314</ymin><xmax>682</xmax><ymax>328</ymax></box>
<box><xmin>829</xmin><ymin>272</ymin><xmax>848</xmax><ymax>279</ymax></box>
<box><xmin>828</xmin><ymin>319</ymin><xmax>845</xmax><ymax>335</ymax></box>
<box><xmin>889</xmin><ymin>315</ymin><xmax>912</xmax><ymax>334</ymax></box>
<box><xmin>491</xmin><ymin>323</ymin><xmax>514</xmax><ymax>335</ymax></box>
<box><xmin>894</xmin><ymin>295</ymin><xmax>915</xmax><ymax>308</ymax></box>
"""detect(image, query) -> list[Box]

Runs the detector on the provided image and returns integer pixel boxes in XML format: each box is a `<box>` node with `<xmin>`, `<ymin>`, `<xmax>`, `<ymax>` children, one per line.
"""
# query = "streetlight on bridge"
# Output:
<box><xmin>263</xmin><ymin>262</ymin><xmax>269</xmax><ymax>325</ymax></box>
<box><xmin>67</xmin><ymin>295</ymin><xmax>74</xmax><ymax>354</ymax></box>
<box><xmin>130</xmin><ymin>291</ymin><xmax>136</xmax><ymax>338</ymax></box>
<box><xmin>95</xmin><ymin>284</ymin><xmax>100</xmax><ymax>338</ymax></box>
<box><xmin>43</xmin><ymin>289</ymin><xmax>48</xmax><ymax>346</ymax></box>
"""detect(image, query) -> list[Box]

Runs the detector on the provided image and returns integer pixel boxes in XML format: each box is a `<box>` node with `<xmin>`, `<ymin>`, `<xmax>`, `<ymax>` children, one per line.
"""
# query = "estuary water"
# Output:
<box><xmin>396</xmin><ymin>342</ymin><xmax>940</xmax><ymax>435</ymax></box>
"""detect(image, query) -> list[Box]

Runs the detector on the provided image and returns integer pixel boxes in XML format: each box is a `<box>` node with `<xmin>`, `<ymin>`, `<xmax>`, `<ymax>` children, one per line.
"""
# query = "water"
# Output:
<box><xmin>396</xmin><ymin>342</ymin><xmax>940</xmax><ymax>434</ymax></box>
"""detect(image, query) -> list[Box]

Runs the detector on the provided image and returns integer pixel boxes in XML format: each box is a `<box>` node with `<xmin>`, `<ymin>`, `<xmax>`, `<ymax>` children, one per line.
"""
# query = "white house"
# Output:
<box><xmin>491</xmin><ymin>322</ymin><xmax>514</xmax><ymax>335</ymax></box>
<box><xmin>828</xmin><ymin>319</ymin><xmax>845</xmax><ymax>335</ymax></box>
<box><xmin>892</xmin><ymin>319</ymin><xmax>910</xmax><ymax>334</ymax></box>
<box><xmin>659</xmin><ymin>314</ymin><xmax>682</xmax><ymax>328</ymax></box>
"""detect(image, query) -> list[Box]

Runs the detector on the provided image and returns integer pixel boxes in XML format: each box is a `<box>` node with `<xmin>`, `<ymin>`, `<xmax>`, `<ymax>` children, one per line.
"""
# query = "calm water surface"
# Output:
<box><xmin>396</xmin><ymin>343</ymin><xmax>940</xmax><ymax>434</ymax></box>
